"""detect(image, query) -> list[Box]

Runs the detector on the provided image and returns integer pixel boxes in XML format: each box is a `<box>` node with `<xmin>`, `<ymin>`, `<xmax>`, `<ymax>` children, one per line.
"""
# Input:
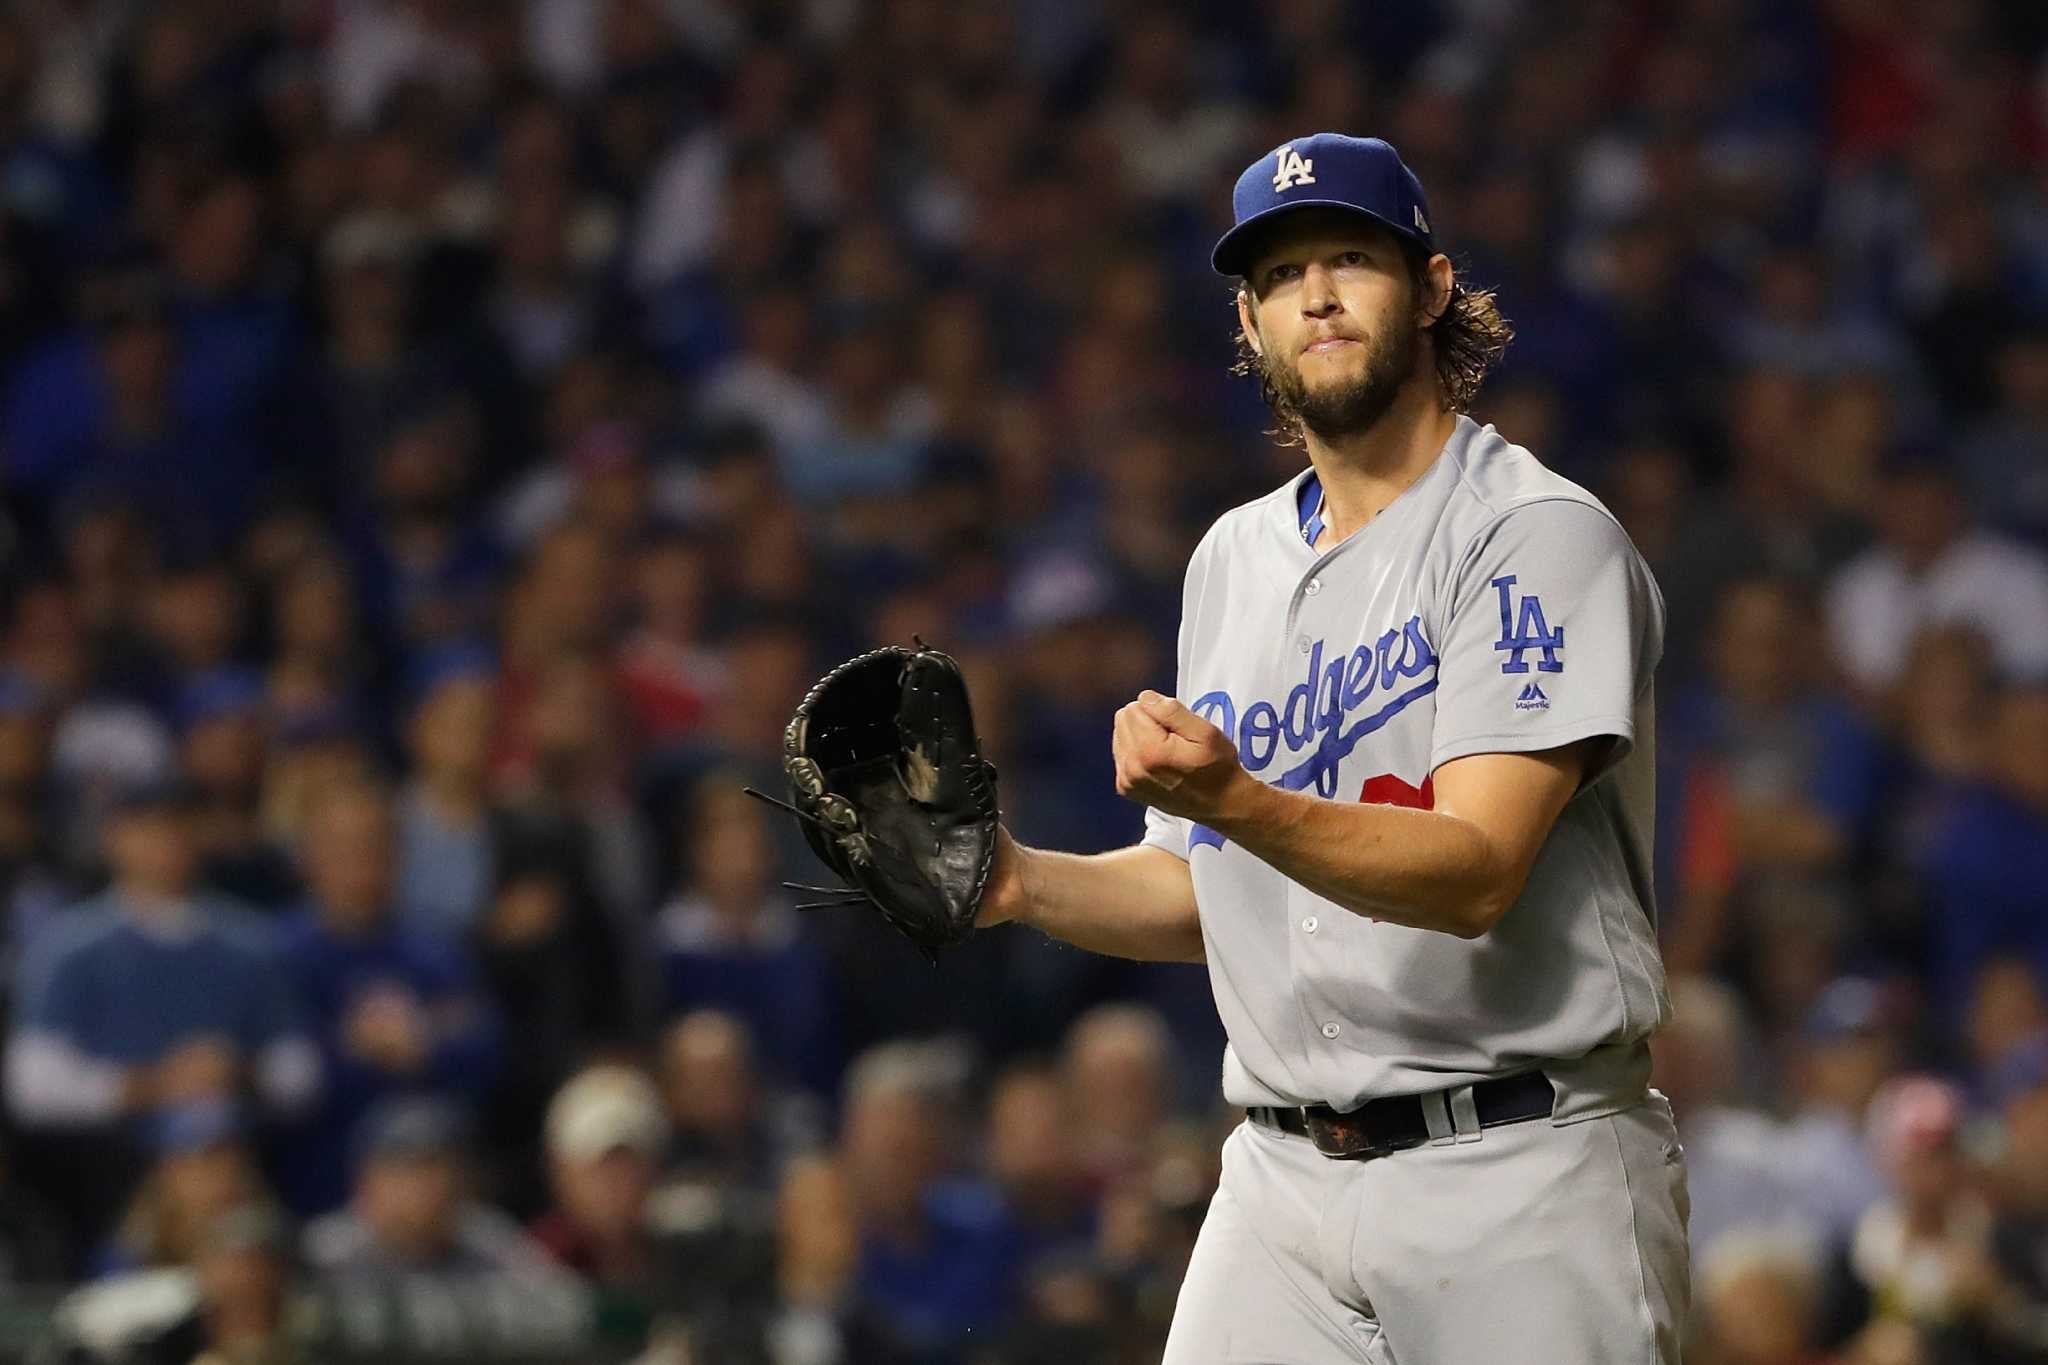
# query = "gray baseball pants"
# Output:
<box><xmin>1162</xmin><ymin>1094</ymin><xmax>1690</xmax><ymax>1363</ymax></box>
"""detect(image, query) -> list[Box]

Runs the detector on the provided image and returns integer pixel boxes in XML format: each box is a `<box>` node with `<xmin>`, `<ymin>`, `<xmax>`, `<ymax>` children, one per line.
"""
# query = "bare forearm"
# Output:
<box><xmin>1008</xmin><ymin>843</ymin><xmax>1205</xmax><ymax>963</ymax></box>
<box><xmin>1209</xmin><ymin>778</ymin><xmax>1508</xmax><ymax>938</ymax></box>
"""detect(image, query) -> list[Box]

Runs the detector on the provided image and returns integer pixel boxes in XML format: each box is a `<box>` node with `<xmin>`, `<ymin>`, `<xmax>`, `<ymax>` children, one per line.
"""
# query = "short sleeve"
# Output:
<box><xmin>1429</xmin><ymin>499</ymin><xmax>1663</xmax><ymax>779</ymax></box>
<box><xmin>1142</xmin><ymin>803</ymin><xmax>1191</xmax><ymax>861</ymax></box>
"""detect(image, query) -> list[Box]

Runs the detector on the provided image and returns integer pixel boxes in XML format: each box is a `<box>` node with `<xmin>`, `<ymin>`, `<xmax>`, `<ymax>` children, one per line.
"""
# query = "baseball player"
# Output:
<box><xmin>976</xmin><ymin>134</ymin><xmax>1690</xmax><ymax>1361</ymax></box>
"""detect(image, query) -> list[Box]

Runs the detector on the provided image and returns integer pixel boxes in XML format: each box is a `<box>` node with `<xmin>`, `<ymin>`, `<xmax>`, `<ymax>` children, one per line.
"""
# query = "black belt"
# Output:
<box><xmin>1247</xmin><ymin>1070</ymin><xmax>1555</xmax><ymax>1160</ymax></box>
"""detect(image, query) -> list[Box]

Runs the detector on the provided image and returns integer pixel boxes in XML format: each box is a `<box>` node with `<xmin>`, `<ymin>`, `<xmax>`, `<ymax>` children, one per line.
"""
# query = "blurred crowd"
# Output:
<box><xmin>0</xmin><ymin>0</ymin><xmax>2043</xmax><ymax>1361</ymax></box>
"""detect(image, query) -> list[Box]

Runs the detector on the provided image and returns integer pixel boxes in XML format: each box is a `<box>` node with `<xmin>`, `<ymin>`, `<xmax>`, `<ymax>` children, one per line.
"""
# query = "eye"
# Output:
<box><xmin>1266</xmin><ymin>263</ymin><xmax>1302</xmax><ymax>286</ymax></box>
<box><xmin>1337</xmin><ymin>250</ymin><xmax>1369</xmax><ymax>267</ymax></box>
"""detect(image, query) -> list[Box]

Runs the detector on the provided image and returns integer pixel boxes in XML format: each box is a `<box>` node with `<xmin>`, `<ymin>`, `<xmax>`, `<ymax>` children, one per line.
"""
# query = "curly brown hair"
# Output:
<box><xmin>1233</xmin><ymin>243</ymin><xmax>1513</xmax><ymax>445</ymax></box>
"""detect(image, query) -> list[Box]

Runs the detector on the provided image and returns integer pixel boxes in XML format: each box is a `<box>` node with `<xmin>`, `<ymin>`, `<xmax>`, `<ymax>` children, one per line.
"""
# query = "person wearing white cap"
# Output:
<box><xmin>530</xmin><ymin>1063</ymin><xmax>670</xmax><ymax>1286</ymax></box>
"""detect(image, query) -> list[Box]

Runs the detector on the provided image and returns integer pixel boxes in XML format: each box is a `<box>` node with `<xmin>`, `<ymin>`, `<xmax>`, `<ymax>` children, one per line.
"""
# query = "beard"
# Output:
<box><xmin>1263</xmin><ymin>316</ymin><xmax>1421</xmax><ymax>442</ymax></box>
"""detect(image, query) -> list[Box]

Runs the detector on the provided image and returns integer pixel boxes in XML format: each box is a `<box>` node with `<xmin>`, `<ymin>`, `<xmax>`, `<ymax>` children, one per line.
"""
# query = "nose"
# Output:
<box><xmin>1300</xmin><ymin>262</ymin><xmax>1341</xmax><ymax>319</ymax></box>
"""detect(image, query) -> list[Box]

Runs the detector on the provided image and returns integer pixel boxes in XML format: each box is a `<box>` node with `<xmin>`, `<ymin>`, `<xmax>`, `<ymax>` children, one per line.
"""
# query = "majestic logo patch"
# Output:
<box><xmin>1492</xmin><ymin>575</ymin><xmax>1564</xmax><ymax>675</ymax></box>
<box><xmin>1272</xmin><ymin>145</ymin><xmax>1317</xmax><ymax>192</ymax></box>
<box><xmin>1515</xmin><ymin>681</ymin><xmax>1550</xmax><ymax>711</ymax></box>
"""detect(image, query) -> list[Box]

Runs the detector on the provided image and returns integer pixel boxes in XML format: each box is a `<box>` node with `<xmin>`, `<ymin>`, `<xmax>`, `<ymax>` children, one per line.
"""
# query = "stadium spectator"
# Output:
<box><xmin>261</xmin><ymin>551</ymin><xmax>371</xmax><ymax>731</ymax></box>
<box><xmin>145</xmin><ymin>555</ymin><xmax>245</xmax><ymax>691</ymax></box>
<box><xmin>841</xmin><ymin>1041</ymin><xmax>1015</xmax><ymax>1361</ymax></box>
<box><xmin>657</xmin><ymin>1008</ymin><xmax>817</xmax><ymax>1194</ymax></box>
<box><xmin>96</xmin><ymin>1102</ymin><xmax>264</xmax><ymax>1277</ymax></box>
<box><xmin>615</xmin><ymin>528</ymin><xmax>723</xmax><ymax>751</ymax></box>
<box><xmin>1662</xmin><ymin>577</ymin><xmax>1884</xmax><ymax>976</ymax></box>
<box><xmin>310</xmin><ymin>210</ymin><xmax>436</xmax><ymax>498</ymax></box>
<box><xmin>302</xmin><ymin>1097</ymin><xmax>561</xmax><ymax>1283</ymax></box>
<box><xmin>1782</xmin><ymin>979</ymin><xmax>1901</xmax><ymax>1248</ymax></box>
<box><xmin>985</xmin><ymin>1062</ymin><xmax>1097</xmax><ymax>1276</ymax></box>
<box><xmin>771</xmin><ymin>1152</ymin><xmax>905</xmax><ymax>1365</ymax></box>
<box><xmin>277</xmin><ymin>778</ymin><xmax>500</xmax><ymax>1213</ymax></box>
<box><xmin>49</xmin><ymin>1202</ymin><xmax>300</xmax><ymax>1365</ymax></box>
<box><xmin>345</xmin><ymin>402</ymin><xmax>503</xmax><ymax>658</ymax></box>
<box><xmin>2</xmin><ymin>269</ymin><xmax>271</xmax><ymax>549</ymax></box>
<box><xmin>1885</xmin><ymin>627</ymin><xmax>1998</xmax><ymax>805</ymax></box>
<box><xmin>392</xmin><ymin>643</ymin><xmax>500</xmax><ymax>940</ymax></box>
<box><xmin>1826</xmin><ymin>455</ymin><xmax>2048</xmax><ymax>696</ymax></box>
<box><xmin>530</xmin><ymin>1063</ymin><xmax>668</xmax><ymax>1285</ymax></box>
<box><xmin>1652</xmin><ymin>976</ymin><xmax>1818</xmax><ymax>1264</ymax></box>
<box><xmin>145</xmin><ymin>1203</ymin><xmax>299</xmax><ymax>1365</ymax></box>
<box><xmin>1659</xmin><ymin>366</ymin><xmax>1865</xmax><ymax>676</ymax></box>
<box><xmin>1848</xmin><ymin>1077</ymin><xmax>2005</xmax><ymax>1357</ymax></box>
<box><xmin>492</xmin><ymin>645</ymin><xmax>653</xmax><ymax>937</ymax></box>
<box><xmin>4</xmin><ymin>780</ymin><xmax>319</xmax><ymax>1134</ymax></box>
<box><xmin>694</xmin><ymin>285</ymin><xmax>832</xmax><ymax>456</ymax></box>
<box><xmin>173</xmin><ymin>668</ymin><xmax>296</xmax><ymax>910</ymax></box>
<box><xmin>1061</xmin><ymin>1005</ymin><xmax>1176</xmax><ymax>1186</ymax></box>
<box><xmin>656</xmin><ymin>779</ymin><xmax>837</xmax><ymax>1097</ymax></box>
<box><xmin>1963</xmin><ymin>960</ymin><xmax>2048</xmax><ymax>1100</ymax></box>
<box><xmin>1692</xmin><ymin>1230</ymin><xmax>1829</xmax><ymax>1365</ymax></box>
<box><xmin>1914</xmin><ymin>686</ymin><xmax>2048</xmax><ymax>1017</ymax></box>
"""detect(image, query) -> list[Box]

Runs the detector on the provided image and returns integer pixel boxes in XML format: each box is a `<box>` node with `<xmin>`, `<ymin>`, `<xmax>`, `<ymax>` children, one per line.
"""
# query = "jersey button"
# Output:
<box><xmin>1320</xmin><ymin>1022</ymin><xmax>1341</xmax><ymax>1039</ymax></box>
<box><xmin>1297</xmin><ymin>634</ymin><xmax>1312</xmax><ymax>654</ymax></box>
<box><xmin>1301</xmin><ymin>916</ymin><xmax>1319</xmax><ymax>934</ymax></box>
<box><xmin>1304</xmin><ymin>578</ymin><xmax>1322</xmax><ymax>596</ymax></box>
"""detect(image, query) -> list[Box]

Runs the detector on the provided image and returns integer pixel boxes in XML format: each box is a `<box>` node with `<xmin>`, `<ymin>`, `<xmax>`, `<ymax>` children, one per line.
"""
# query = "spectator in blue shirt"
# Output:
<box><xmin>1917</xmin><ymin>686</ymin><xmax>2048</xmax><ymax>1019</ymax></box>
<box><xmin>840</xmin><ymin>1042</ymin><xmax>1015</xmax><ymax>1364</ymax></box>
<box><xmin>393</xmin><ymin>644</ymin><xmax>500</xmax><ymax>942</ymax></box>
<box><xmin>2</xmin><ymin>264</ymin><xmax>276</xmax><ymax>549</ymax></box>
<box><xmin>656</xmin><ymin>779</ymin><xmax>838</xmax><ymax>1100</ymax></box>
<box><xmin>277</xmin><ymin>778</ymin><xmax>500</xmax><ymax>1214</ymax></box>
<box><xmin>984</xmin><ymin>1064</ymin><xmax>1097</xmax><ymax>1279</ymax></box>
<box><xmin>1659</xmin><ymin>577</ymin><xmax>1886</xmax><ymax>978</ymax></box>
<box><xmin>3</xmin><ymin>779</ymin><xmax>320</xmax><ymax>1136</ymax></box>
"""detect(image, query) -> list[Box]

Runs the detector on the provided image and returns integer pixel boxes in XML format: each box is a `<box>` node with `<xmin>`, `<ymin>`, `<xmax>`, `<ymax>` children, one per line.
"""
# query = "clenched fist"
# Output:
<box><xmin>1112</xmin><ymin>690</ymin><xmax>1248</xmax><ymax>824</ymax></box>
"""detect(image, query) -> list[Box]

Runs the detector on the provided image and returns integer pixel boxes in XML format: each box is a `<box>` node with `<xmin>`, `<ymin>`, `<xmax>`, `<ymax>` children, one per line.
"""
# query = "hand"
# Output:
<box><xmin>142</xmin><ymin>1037</ymin><xmax>242</xmax><ymax>1108</ymax></box>
<box><xmin>344</xmin><ymin>988</ymin><xmax>430</xmax><ymax>1075</ymax></box>
<box><xmin>1112</xmin><ymin>691</ymin><xmax>1246</xmax><ymax>825</ymax></box>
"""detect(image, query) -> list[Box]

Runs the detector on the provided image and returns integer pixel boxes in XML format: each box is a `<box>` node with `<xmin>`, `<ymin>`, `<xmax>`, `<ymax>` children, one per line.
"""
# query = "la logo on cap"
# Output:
<box><xmin>1272</xmin><ymin>144</ymin><xmax>1316</xmax><ymax>192</ymax></box>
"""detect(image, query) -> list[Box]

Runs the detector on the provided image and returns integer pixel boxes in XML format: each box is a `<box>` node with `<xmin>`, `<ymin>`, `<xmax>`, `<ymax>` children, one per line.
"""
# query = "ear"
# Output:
<box><xmin>1418</xmin><ymin>254</ymin><xmax>1454</xmax><ymax>330</ymax></box>
<box><xmin>1236</xmin><ymin>287</ymin><xmax>1263</xmax><ymax>357</ymax></box>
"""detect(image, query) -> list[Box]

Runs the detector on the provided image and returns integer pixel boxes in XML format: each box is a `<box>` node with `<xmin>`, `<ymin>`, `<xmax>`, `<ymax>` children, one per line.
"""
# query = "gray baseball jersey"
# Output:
<box><xmin>1142</xmin><ymin>415</ymin><xmax>1668</xmax><ymax>1111</ymax></box>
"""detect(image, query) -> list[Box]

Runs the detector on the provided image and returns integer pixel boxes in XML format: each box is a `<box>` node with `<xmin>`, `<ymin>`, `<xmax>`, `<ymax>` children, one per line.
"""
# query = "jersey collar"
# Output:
<box><xmin>1296</xmin><ymin>470</ymin><xmax>1327</xmax><ymax>547</ymax></box>
<box><xmin>1280</xmin><ymin>416</ymin><xmax>1481</xmax><ymax>554</ymax></box>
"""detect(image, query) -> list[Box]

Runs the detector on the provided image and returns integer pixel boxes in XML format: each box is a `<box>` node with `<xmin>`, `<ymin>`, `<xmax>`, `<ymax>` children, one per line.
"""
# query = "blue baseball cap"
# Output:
<box><xmin>1212</xmin><ymin>133</ymin><xmax>1436</xmax><ymax>278</ymax></box>
<box><xmin>174</xmin><ymin>668</ymin><xmax>267</xmax><ymax>732</ymax></box>
<box><xmin>404</xmin><ymin>640</ymin><xmax>496</xmax><ymax>712</ymax></box>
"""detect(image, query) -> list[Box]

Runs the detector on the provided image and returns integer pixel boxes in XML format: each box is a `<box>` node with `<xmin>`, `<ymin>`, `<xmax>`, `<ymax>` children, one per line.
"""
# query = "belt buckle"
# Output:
<box><xmin>1301</xmin><ymin>1108</ymin><xmax>1392</xmax><ymax>1161</ymax></box>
